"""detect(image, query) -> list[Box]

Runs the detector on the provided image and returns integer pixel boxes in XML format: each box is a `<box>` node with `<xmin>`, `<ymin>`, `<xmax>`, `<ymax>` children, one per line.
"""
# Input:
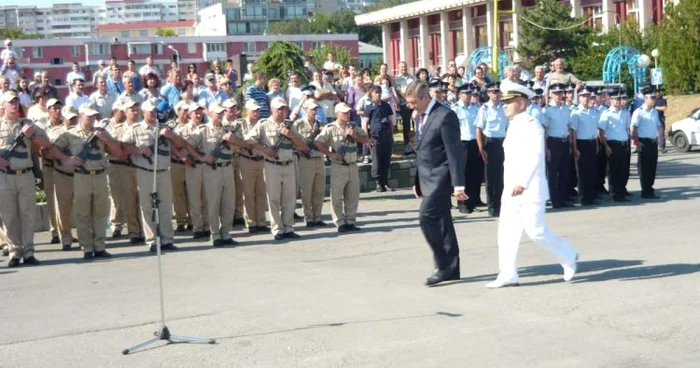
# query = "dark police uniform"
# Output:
<box><xmin>365</xmin><ymin>99</ymin><xmax>394</xmax><ymax>191</ymax></box>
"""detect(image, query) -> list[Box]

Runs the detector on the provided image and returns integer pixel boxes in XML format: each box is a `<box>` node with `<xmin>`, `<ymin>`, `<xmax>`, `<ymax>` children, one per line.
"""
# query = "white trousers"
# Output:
<box><xmin>496</xmin><ymin>200</ymin><xmax>577</xmax><ymax>281</ymax></box>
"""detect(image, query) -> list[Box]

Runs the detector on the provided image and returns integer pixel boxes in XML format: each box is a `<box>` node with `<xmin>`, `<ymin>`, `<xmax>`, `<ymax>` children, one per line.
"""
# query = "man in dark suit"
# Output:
<box><xmin>406</xmin><ymin>81</ymin><xmax>467</xmax><ymax>286</ymax></box>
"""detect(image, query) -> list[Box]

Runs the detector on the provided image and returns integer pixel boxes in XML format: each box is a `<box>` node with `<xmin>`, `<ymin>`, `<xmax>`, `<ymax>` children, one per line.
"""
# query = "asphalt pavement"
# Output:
<box><xmin>1</xmin><ymin>151</ymin><xmax>699</xmax><ymax>367</ymax></box>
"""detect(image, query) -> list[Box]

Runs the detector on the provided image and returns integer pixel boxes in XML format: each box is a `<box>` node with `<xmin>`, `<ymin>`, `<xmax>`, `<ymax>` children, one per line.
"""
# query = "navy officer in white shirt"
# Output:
<box><xmin>631</xmin><ymin>85</ymin><xmax>662</xmax><ymax>199</ymax></box>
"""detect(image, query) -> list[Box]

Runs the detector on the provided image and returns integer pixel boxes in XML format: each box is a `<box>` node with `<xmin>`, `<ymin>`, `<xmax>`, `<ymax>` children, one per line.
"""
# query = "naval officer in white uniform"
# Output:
<box><xmin>486</xmin><ymin>83</ymin><xmax>578</xmax><ymax>288</ymax></box>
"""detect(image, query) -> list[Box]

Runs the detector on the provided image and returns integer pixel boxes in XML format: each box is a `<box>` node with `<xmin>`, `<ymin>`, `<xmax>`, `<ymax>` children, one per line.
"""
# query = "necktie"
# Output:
<box><xmin>418</xmin><ymin>113</ymin><xmax>426</xmax><ymax>139</ymax></box>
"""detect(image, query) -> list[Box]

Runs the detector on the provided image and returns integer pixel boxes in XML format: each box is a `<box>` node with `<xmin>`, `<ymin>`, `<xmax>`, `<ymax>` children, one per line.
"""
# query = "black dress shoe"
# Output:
<box><xmin>306</xmin><ymin>221</ymin><xmax>316</xmax><ymax>228</ymax></box>
<box><xmin>8</xmin><ymin>258</ymin><xmax>21</xmax><ymax>267</ymax></box>
<box><xmin>94</xmin><ymin>250</ymin><xmax>112</xmax><ymax>258</ymax></box>
<box><xmin>186</xmin><ymin>224</ymin><xmax>193</xmax><ymax>231</ymax></box>
<box><xmin>346</xmin><ymin>224</ymin><xmax>362</xmax><ymax>232</ymax></box>
<box><xmin>130</xmin><ymin>237</ymin><xmax>146</xmax><ymax>244</ymax></box>
<box><xmin>257</xmin><ymin>225</ymin><xmax>271</xmax><ymax>232</ymax></box>
<box><xmin>273</xmin><ymin>234</ymin><xmax>286</xmax><ymax>241</ymax></box>
<box><xmin>233</xmin><ymin>217</ymin><xmax>246</xmax><ymax>226</ymax></box>
<box><xmin>284</xmin><ymin>232</ymin><xmax>301</xmax><ymax>239</ymax></box>
<box><xmin>598</xmin><ymin>188</ymin><xmax>610</xmax><ymax>195</ymax></box>
<box><xmin>176</xmin><ymin>224</ymin><xmax>186</xmax><ymax>232</ymax></box>
<box><xmin>23</xmin><ymin>256</ymin><xmax>41</xmax><ymax>266</ymax></box>
<box><xmin>149</xmin><ymin>243</ymin><xmax>158</xmax><ymax>253</ymax></box>
<box><xmin>248</xmin><ymin>227</ymin><xmax>259</xmax><ymax>234</ymax></box>
<box><xmin>222</xmin><ymin>238</ymin><xmax>238</xmax><ymax>246</ymax></box>
<box><xmin>62</xmin><ymin>244</ymin><xmax>72</xmax><ymax>251</ymax></box>
<box><xmin>73</xmin><ymin>237</ymin><xmax>78</xmax><ymax>243</ymax></box>
<box><xmin>192</xmin><ymin>231</ymin><xmax>204</xmax><ymax>239</ymax></box>
<box><xmin>457</xmin><ymin>204</ymin><xmax>471</xmax><ymax>214</ymax></box>
<box><xmin>162</xmin><ymin>243</ymin><xmax>178</xmax><ymax>251</ymax></box>
<box><xmin>476</xmin><ymin>201</ymin><xmax>487</xmax><ymax>207</ymax></box>
<box><xmin>425</xmin><ymin>260</ymin><xmax>460</xmax><ymax>286</ymax></box>
<box><xmin>202</xmin><ymin>230</ymin><xmax>212</xmax><ymax>237</ymax></box>
<box><xmin>50</xmin><ymin>236</ymin><xmax>60</xmax><ymax>244</ymax></box>
<box><xmin>293</xmin><ymin>212</ymin><xmax>303</xmax><ymax>221</ymax></box>
<box><xmin>338</xmin><ymin>224</ymin><xmax>349</xmax><ymax>233</ymax></box>
<box><xmin>213</xmin><ymin>239</ymin><xmax>225</xmax><ymax>247</ymax></box>
<box><xmin>112</xmin><ymin>229</ymin><xmax>122</xmax><ymax>238</ymax></box>
<box><xmin>314</xmin><ymin>220</ymin><xmax>328</xmax><ymax>227</ymax></box>
<box><xmin>613</xmin><ymin>196</ymin><xmax>631</xmax><ymax>202</ymax></box>
<box><xmin>83</xmin><ymin>252</ymin><xmax>95</xmax><ymax>261</ymax></box>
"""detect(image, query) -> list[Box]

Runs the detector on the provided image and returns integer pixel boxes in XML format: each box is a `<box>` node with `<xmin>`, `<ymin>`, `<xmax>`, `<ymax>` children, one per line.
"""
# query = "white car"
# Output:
<box><xmin>669</xmin><ymin>108</ymin><xmax>700</xmax><ymax>152</ymax></box>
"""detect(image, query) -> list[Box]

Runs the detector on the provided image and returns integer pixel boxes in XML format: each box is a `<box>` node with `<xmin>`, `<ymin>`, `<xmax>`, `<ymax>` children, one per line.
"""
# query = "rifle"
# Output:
<box><xmin>144</xmin><ymin>119</ymin><xmax>176</xmax><ymax>166</ymax></box>
<box><xmin>336</xmin><ymin>122</ymin><xmax>357</xmax><ymax>165</ymax></box>
<box><xmin>76</xmin><ymin>122</ymin><xmax>108</xmax><ymax>169</ymax></box>
<box><xmin>207</xmin><ymin>124</ymin><xmax>239</xmax><ymax>170</ymax></box>
<box><xmin>300</xmin><ymin>119</ymin><xmax>322</xmax><ymax>159</ymax></box>
<box><xmin>1</xmin><ymin>132</ymin><xmax>27</xmax><ymax>161</ymax></box>
<box><xmin>271</xmin><ymin>119</ymin><xmax>294</xmax><ymax>158</ymax></box>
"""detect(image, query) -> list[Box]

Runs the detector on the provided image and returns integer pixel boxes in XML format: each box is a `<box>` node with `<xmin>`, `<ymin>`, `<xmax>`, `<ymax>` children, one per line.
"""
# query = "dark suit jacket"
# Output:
<box><xmin>414</xmin><ymin>102</ymin><xmax>465</xmax><ymax>197</ymax></box>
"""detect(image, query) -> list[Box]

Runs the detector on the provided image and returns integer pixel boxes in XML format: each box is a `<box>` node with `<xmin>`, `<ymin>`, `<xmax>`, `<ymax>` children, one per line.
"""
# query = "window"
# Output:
<box><xmin>245</xmin><ymin>42</ymin><xmax>256</xmax><ymax>53</ymax></box>
<box><xmin>474</xmin><ymin>25</ymin><xmax>487</xmax><ymax>48</ymax></box>
<box><xmin>71</xmin><ymin>46</ymin><xmax>81</xmax><ymax>57</ymax></box>
<box><xmin>92</xmin><ymin>43</ymin><xmax>108</xmax><ymax>55</ymax></box>
<box><xmin>140</xmin><ymin>30</ymin><xmax>148</xmax><ymax>37</ymax></box>
<box><xmin>54</xmin><ymin>79</ymin><xmax>64</xmax><ymax>86</ymax></box>
<box><xmin>178</xmin><ymin>29</ymin><xmax>186</xmax><ymax>36</ymax></box>
<box><xmin>187</xmin><ymin>43</ymin><xmax>196</xmax><ymax>54</ymax></box>
<box><xmin>155</xmin><ymin>44</ymin><xmax>163</xmax><ymax>55</ymax></box>
<box><xmin>206</xmin><ymin>43</ymin><xmax>227</xmax><ymax>53</ymax></box>
<box><xmin>121</xmin><ymin>31</ymin><xmax>129</xmax><ymax>38</ymax></box>
<box><xmin>33</xmin><ymin>47</ymin><xmax>43</xmax><ymax>58</ymax></box>
<box><xmin>129</xmin><ymin>44</ymin><xmax>151</xmax><ymax>55</ymax></box>
<box><xmin>52</xmin><ymin>57</ymin><xmax>64</xmax><ymax>65</ymax></box>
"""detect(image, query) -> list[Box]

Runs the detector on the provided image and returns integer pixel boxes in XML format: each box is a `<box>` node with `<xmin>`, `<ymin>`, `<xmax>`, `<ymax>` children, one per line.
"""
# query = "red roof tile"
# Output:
<box><xmin>96</xmin><ymin>21</ymin><xmax>195</xmax><ymax>31</ymax></box>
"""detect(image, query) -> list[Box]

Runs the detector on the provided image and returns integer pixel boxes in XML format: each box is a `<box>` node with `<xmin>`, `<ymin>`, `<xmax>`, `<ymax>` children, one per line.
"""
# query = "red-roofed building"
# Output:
<box><xmin>94</xmin><ymin>21</ymin><xmax>197</xmax><ymax>38</ymax></box>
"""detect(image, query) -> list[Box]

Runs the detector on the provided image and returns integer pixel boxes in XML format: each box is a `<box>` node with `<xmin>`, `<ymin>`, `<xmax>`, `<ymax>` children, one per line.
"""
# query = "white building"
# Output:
<box><xmin>36</xmin><ymin>3</ymin><xmax>103</xmax><ymax>38</ymax></box>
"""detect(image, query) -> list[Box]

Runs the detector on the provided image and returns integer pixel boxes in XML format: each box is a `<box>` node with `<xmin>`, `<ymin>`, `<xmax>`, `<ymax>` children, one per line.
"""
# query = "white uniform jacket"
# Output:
<box><xmin>502</xmin><ymin>112</ymin><xmax>550</xmax><ymax>204</ymax></box>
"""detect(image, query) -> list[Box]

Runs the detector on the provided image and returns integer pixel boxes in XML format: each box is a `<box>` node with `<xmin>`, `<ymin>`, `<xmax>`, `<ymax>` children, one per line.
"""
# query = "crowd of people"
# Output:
<box><xmin>0</xmin><ymin>44</ymin><xmax>666</xmax><ymax>269</ymax></box>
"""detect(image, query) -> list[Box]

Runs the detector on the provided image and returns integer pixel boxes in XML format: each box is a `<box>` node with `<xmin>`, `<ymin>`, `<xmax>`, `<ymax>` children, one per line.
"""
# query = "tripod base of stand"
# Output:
<box><xmin>122</xmin><ymin>325</ymin><xmax>216</xmax><ymax>355</ymax></box>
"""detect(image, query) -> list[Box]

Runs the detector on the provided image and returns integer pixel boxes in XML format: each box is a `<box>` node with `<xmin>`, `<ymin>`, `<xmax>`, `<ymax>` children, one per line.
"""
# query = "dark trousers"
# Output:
<box><xmin>608</xmin><ymin>141</ymin><xmax>630</xmax><ymax>199</ymax></box>
<box><xmin>576</xmin><ymin>139</ymin><xmax>597</xmax><ymax>202</ymax></box>
<box><xmin>484</xmin><ymin>138</ymin><xmax>504</xmax><ymax>215</ymax></box>
<box><xmin>546</xmin><ymin>137</ymin><xmax>571</xmax><ymax>206</ymax></box>
<box><xmin>419</xmin><ymin>194</ymin><xmax>460</xmax><ymax>270</ymax></box>
<box><xmin>569</xmin><ymin>149</ymin><xmax>578</xmax><ymax>194</ymax></box>
<box><xmin>638</xmin><ymin>138</ymin><xmax>659</xmax><ymax>196</ymax></box>
<box><xmin>461</xmin><ymin>140</ymin><xmax>484</xmax><ymax>210</ymax></box>
<box><xmin>370</xmin><ymin>133</ymin><xmax>393</xmax><ymax>185</ymax></box>
<box><xmin>399</xmin><ymin>104</ymin><xmax>413</xmax><ymax>145</ymax></box>
<box><xmin>596</xmin><ymin>139</ymin><xmax>608</xmax><ymax>192</ymax></box>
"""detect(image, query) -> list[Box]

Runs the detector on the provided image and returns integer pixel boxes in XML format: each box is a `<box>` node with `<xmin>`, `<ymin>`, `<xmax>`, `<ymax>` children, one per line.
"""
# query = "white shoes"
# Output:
<box><xmin>562</xmin><ymin>254</ymin><xmax>578</xmax><ymax>282</ymax></box>
<box><xmin>485</xmin><ymin>277</ymin><xmax>520</xmax><ymax>289</ymax></box>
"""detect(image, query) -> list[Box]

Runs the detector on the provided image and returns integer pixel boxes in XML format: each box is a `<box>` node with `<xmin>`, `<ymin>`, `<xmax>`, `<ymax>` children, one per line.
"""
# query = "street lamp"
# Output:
<box><xmin>651</xmin><ymin>48</ymin><xmax>659</xmax><ymax>68</ymax></box>
<box><xmin>166</xmin><ymin>44</ymin><xmax>180</xmax><ymax>67</ymax></box>
<box><xmin>637</xmin><ymin>54</ymin><xmax>651</xmax><ymax>68</ymax></box>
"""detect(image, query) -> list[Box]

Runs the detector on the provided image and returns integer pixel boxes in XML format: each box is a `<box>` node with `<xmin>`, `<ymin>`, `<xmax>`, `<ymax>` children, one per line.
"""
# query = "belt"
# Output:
<box><xmin>0</xmin><ymin>167</ymin><xmax>32</xmax><ymax>175</ymax></box>
<box><xmin>43</xmin><ymin>162</ymin><xmax>54</xmax><ymax>168</ymax></box>
<box><xmin>639</xmin><ymin>137</ymin><xmax>658</xmax><ymax>142</ymax></box>
<box><xmin>265</xmin><ymin>159</ymin><xmax>293</xmax><ymax>166</ymax></box>
<box><xmin>75</xmin><ymin>168</ymin><xmax>106</xmax><ymax>176</ymax></box>
<box><xmin>134</xmin><ymin>165</ymin><xmax>167</xmax><ymax>173</ymax></box>
<box><xmin>548</xmin><ymin>136</ymin><xmax>569</xmax><ymax>142</ymax></box>
<box><xmin>211</xmin><ymin>161</ymin><xmax>232</xmax><ymax>168</ymax></box>
<box><xmin>109</xmin><ymin>160</ymin><xmax>133</xmax><ymax>167</ymax></box>
<box><xmin>576</xmin><ymin>138</ymin><xmax>596</xmax><ymax>142</ymax></box>
<box><xmin>485</xmin><ymin>137</ymin><xmax>504</xmax><ymax>142</ymax></box>
<box><xmin>609</xmin><ymin>140</ymin><xmax>629</xmax><ymax>145</ymax></box>
<box><xmin>55</xmin><ymin>167</ymin><xmax>75</xmax><ymax>177</ymax></box>
<box><xmin>241</xmin><ymin>154</ymin><xmax>264</xmax><ymax>162</ymax></box>
<box><xmin>171</xmin><ymin>158</ymin><xmax>185</xmax><ymax>165</ymax></box>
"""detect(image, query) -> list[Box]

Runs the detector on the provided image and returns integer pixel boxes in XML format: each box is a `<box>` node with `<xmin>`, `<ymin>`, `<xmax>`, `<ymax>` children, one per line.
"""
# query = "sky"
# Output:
<box><xmin>0</xmin><ymin>0</ymin><xmax>106</xmax><ymax>6</ymax></box>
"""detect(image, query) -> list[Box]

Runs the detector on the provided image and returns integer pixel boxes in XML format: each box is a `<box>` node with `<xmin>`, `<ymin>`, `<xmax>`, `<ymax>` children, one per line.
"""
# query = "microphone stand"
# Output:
<box><xmin>122</xmin><ymin>124</ymin><xmax>215</xmax><ymax>355</ymax></box>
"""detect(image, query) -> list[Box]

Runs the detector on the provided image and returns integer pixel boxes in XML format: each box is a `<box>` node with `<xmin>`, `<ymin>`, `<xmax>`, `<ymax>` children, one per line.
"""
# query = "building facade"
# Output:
<box><xmin>10</xmin><ymin>34</ymin><xmax>359</xmax><ymax>100</ymax></box>
<box><xmin>355</xmin><ymin>0</ymin><xmax>672</xmax><ymax>75</ymax></box>
<box><xmin>94</xmin><ymin>20</ymin><xmax>196</xmax><ymax>38</ymax></box>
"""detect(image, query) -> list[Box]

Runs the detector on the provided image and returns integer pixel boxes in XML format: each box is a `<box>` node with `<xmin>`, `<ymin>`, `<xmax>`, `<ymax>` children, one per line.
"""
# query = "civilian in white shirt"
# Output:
<box><xmin>485</xmin><ymin>83</ymin><xmax>578</xmax><ymax>289</ymax></box>
<box><xmin>92</xmin><ymin>59</ymin><xmax>109</xmax><ymax>87</ymax></box>
<box><xmin>285</xmin><ymin>72</ymin><xmax>304</xmax><ymax>113</ymax></box>
<box><xmin>341</xmin><ymin>65</ymin><xmax>356</xmax><ymax>93</ymax></box>
<box><xmin>322</xmin><ymin>52</ymin><xmax>341</xmax><ymax>73</ymax></box>
<box><xmin>1</xmin><ymin>56</ymin><xmax>20</xmax><ymax>89</ymax></box>
<box><xmin>310</xmin><ymin>70</ymin><xmax>340</xmax><ymax>122</ymax></box>
<box><xmin>65</xmin><ymin>78</ymin><xmax>92</xmax><ymax>111</ymax></box>
<box><xmin>1</xmin><ymin>39</ymin><xmax>17</xmax><ymax>63</ymax></box>
<box><xmin>66</xmin><ymin>62</ymin><xmax>86</xmax><ymax>93</ymax></box>
<box><xmin>89</xmin><ymin>75</ymin><xmax>117</xmax><ymax>119</ymax></box>
<box><xmin>138</xmin><ymin>56</ymin><xmax>161</xmax><ymax>81</ymax></box>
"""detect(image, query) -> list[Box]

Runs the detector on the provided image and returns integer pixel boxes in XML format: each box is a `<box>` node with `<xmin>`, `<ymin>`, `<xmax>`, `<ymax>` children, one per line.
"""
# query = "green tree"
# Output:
<box><xmin>253</xmin><ymin>41</ymin><xmax>306</xmax><ymax>86</ymax></box>
<box><xmin>0</xmin><ymin>28</ymin><xmax>43</xmax><ymax>40</ymax></box>
<box><xmin>155</xmin><ymin>28</ymin><xmax>176</xmax><ymax>37</ymax></box>
<box><xmin>308</xmin><ymin>43</ymin><xmax>354</xmax><ymax>71</ymax></box>
<box><xmin>657</xmin><ymin>0</ymin><xmax>700</xmax><ymax>93</ymax></box>
<box><xmin>516</xmin><ymin>0</ymin><xmax>592</xmax><ymax>71</ymax></box>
